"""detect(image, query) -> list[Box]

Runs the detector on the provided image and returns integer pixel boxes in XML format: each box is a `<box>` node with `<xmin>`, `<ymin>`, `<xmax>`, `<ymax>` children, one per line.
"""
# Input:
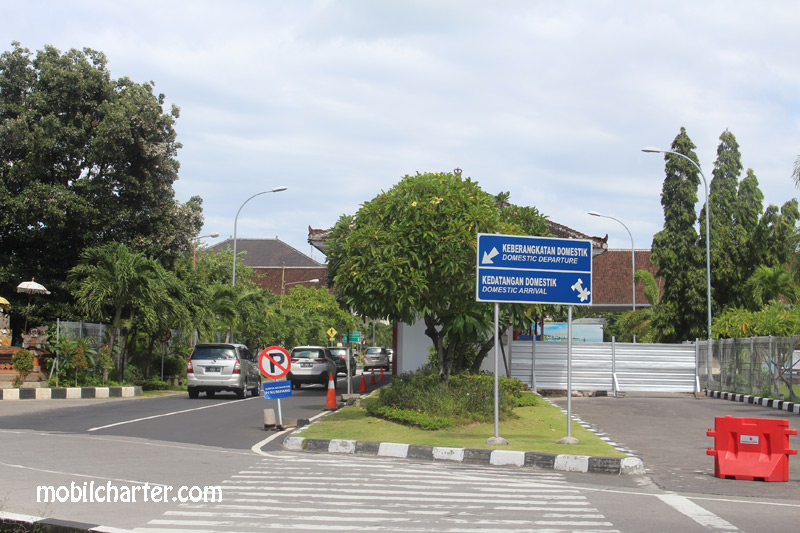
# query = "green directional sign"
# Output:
<box><xmin>343</xmin><ymin>332</ymin><xmax>362</xmax><ymax>343</ymax></box>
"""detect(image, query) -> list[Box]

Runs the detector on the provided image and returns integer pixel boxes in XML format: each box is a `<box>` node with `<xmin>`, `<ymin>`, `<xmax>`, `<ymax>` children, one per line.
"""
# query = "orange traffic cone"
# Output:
<box><xmin>325</xmin><ymin>372</ymin><xmax>338</xmax><ymax>410</ymax></box>
<box><xmin>379</xmin><ymin>366</ymin><xmax>386</xmax><ymax>380</ymax></box>
<box><xmin>359</xmin><ymin>375</ymin><xmax>368</xmax><ymax>393</ymax></box>
<box><xmin>369</xmin><ymin>368</ymin><xmax>376</xmax><ymax>384</ymax></box>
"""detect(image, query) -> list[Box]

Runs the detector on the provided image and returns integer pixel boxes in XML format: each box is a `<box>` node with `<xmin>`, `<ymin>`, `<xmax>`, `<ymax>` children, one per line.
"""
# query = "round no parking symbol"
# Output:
<box><xmin>259</xmin><ymin>346</ymin><xmax>291</xmax><ymax>379</ymax></box>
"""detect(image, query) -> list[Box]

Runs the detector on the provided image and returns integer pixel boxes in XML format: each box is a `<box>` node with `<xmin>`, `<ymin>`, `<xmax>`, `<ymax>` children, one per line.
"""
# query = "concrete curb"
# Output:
<box><xmin>0</xmin><ymin>511</ymin><xmax>133</xmax><ymax>532</ymax></box>
<box><xmin>0</xmin><ymin>386</ymin><xmax>141</xmax><ymax>401</ymax></box>
<box><xmin>282</xmin><ymin>435</ymin><xmax>645</xmax><ymax>475</ymax></box>
<box><xmin>704</xmin><ymin>389</ymin><xmax>800</xmax><ymax>415</ymax></box>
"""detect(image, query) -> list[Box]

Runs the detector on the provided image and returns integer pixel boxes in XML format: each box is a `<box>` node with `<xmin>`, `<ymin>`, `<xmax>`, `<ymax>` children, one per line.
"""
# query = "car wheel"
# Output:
<box><xmin>291</xmin><ymin>381</ymin><xmax>300</xmax><ymax>390</ymax></box>
<box><xmin>206</xmin><ymin>390</ymin><xmax>215</xmax><ymax>398</ymax></box>
<box><xmin>188</xmin><ymin>387</ymin><xmax>199</xmax><ymax>399</ymax></box>
<box><xmin>236</xmin><ymin>386</ymin><xmax>246</xmax><ymax>399</ymax></box>
<box><xmin>250</xmin><ymin>381</ymin><xmax>261</xmax><ymax>397</ymax></box>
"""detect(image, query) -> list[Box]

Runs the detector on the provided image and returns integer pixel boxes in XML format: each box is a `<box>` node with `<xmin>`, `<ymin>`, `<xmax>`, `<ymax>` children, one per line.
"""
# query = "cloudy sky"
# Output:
<box><xmin>3</xmin><ymin>1</ymin><xmax>799</xmax><ymax>260</ymax></box>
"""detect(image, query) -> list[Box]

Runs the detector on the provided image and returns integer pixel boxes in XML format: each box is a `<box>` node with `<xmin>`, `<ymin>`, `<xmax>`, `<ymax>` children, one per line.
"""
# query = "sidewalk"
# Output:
<box><xmin>552</xmin><ymin>392</ymin><xmax>800</xmax><ymax>501</ymax></box>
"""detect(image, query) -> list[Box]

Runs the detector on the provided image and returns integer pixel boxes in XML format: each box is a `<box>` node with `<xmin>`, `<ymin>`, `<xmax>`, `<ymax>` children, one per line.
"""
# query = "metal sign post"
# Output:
<box><xmin>259</xmin><ymin>346</ymin><xmax>292</xmax><ymax>427</ymax></box>
<box><xmin>476</xmin><ymin>233</ymin><xmax>592</xmax><ymax>446</ymax></box>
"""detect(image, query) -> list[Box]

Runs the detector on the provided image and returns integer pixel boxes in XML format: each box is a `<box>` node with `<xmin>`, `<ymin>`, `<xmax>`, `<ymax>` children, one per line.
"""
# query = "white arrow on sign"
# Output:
<box><xmin>482</xmin><ymin>247</ymin><xmax>499</xmax><ymax>264</ymax></box>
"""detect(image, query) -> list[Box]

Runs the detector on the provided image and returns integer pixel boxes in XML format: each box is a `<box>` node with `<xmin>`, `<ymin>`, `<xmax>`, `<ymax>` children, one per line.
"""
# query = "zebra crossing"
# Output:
<box><xmin>135</xmin><ymin>452</ymin><xmax>619</xmax><ymax>532</ymax></box>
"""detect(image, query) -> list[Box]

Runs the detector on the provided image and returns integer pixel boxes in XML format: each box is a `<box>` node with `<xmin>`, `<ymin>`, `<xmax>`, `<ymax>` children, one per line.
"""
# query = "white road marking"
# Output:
<box><xmin>657</xmin><ymin>493</ymin><xmax>738</xmax><ymax>531</ymax></box>
<box><xmin>249</xmin><ymin>410</ymin><xmax>329</xmax><ymax>456</ymax></box>
<box><xmin>87</xmin><ymin>397</ymin><xmax>256</xmax><ymax>431</ymax></box>
<box><xmin>0</xmin><ymin>460</ymin><xmax>169</xmax><ymax>487</ymax></box>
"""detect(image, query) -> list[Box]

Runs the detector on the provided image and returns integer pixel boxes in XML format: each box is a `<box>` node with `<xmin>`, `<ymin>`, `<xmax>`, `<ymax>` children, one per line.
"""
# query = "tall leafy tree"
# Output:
<box><xmin>705</xmin><ymin>130</ymin><xmax>747</xmax><ymax>307</ymax></box>
<box><xmin>0</xmin><ymin>42</ymin><xmax>201</xmax><ymax>333</ymax></box>
<box><xmin>650</xmin><ymin>128</ymin><xmax>707</xmax><ymax>342</ymax></box>
<box><xmin>326</xmin><ymin>171</ymin><xmax>548</xmax><ymax>381</ymax></box>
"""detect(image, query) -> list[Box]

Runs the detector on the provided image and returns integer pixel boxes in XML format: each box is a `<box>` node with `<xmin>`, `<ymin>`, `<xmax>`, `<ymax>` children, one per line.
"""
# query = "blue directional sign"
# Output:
<box><xmin>263</xmin><ymin>380</ymin><xmax>292</xmax><ymax>400</ymax></box>
<box><xmin>476</xmin><ymin>233</ymin><xmax>593</xmax><ymax>305</ymax></box>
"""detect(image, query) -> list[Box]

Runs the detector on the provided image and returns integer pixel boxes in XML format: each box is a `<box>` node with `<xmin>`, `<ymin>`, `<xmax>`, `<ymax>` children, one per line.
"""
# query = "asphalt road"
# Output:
<box><xmin>2</xmin><ymin>385</ymin><xmax>800</xmax><ymax>532</ymax></box>
<box><xmin>553</xmin><ymin>393</ymin><xmax>800</xmax><ymax>501</ymax></box>
<box><xmin>0</xmin><ymin>373</ymin><xmax>382</xmax><ymax>450</ymax></box>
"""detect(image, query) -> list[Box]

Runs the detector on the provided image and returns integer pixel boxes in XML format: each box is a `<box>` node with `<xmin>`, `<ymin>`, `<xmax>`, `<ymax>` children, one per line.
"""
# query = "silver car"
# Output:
<box><xmin>187</xmin><ymin>343</ymin><xmax>262</xmax><ymax>399</ymax></box>
<box><xmin>287</xmin><ymin>346</ymin><xmax>337</xmax><ymax>389</ymax></box>
<box><xmin>363</xmin><ymin>346</ymin><xmax>390</xmax><ymax>371</ymax></box>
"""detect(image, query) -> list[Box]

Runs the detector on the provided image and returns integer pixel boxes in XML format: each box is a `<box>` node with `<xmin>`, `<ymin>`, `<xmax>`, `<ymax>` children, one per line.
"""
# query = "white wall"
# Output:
<box><xmin>397</xmin><ymin>320</ymin><xmax>510</xmax><ymax>376</ymax></box>
<box><xmin>397</xmin><ymin>320</ymin><xmax>430</xmax><ymax>374</ymax></box>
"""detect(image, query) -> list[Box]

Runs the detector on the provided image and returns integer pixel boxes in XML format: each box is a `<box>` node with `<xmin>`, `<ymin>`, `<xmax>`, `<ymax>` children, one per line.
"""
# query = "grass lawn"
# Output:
<box><xmin>294</xmin><ymin>395</ymin><xmax>626</xmax><ymax>457</ymax></box>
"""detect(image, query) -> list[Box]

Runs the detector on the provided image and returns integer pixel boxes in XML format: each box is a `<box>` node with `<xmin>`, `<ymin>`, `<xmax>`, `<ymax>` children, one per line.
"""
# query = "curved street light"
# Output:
<box><xmin>193</xmin><ymin>232</ymin><xmax>219</xmax><ymax>269</ymax></box>
<box><xmin>642</xmin><ymin>147</ymin><xmax>711</xmax><ymax>340</ymax></box>
<box><xmin>281</xmin><ymin>278</ymin><xmax>320</xmax><ymax>307</ymax></box>
<box><xmin>231</xmin><ymin>187</ymin><xmax>288</xmax><ymax>288</ymax></box>
<box><xmin>588</xmin><ymin>212</ymin><xmax>635</xmax><ymax>312</ymax></box>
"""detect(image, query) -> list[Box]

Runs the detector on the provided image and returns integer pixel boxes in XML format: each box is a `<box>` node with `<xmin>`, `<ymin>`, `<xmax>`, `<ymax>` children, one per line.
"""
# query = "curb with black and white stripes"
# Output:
<box><xmin>0</xmin><ymin>511</ymin><xmax>131</xmax><ymax>532</ymax></box>
<box><xmin>0</xmin><ymin>386</ymin><xmax>141</xmax><ymax>401</ymax></box>
<box><xmin>282</xmin><ymin>434</ymin><xmax>645</xmax><ymax>475</ymax></box>
<box><xmin>704</xmin><ymin>388</ymin><xmax>800</xmax><ymax>415</ymax></box>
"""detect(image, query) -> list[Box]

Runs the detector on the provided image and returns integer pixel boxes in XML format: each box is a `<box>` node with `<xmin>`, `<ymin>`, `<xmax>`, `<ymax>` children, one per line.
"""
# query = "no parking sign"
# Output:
<box><xmin>258</xmin><ymin>346</ymin><xmax>291</xmax><ymax>379</ymax></box>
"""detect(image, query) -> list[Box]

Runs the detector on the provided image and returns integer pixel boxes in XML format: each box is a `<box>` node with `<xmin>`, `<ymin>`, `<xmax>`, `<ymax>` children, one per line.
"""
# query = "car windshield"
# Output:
<box><xmin>365</xmin><ymin>348</ymin><xmax>382</xmax><ymax>355</ymax></box>
<box><xmin>192</xmin><ymin>347</ymin><xmax>236</xmax><ymax>360</ymax></box>
<box><xmin>329</xmin><ymin>349</ymin><xmax>347</xmax><ymax>357</ymax></box>
<box><xmin>293</xmin><ymin>349</ymin><xmax>325</xmax><ymax>359</ymax></box>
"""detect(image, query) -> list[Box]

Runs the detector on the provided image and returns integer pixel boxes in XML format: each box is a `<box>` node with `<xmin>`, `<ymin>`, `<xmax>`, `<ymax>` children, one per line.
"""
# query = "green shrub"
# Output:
<box><xmin>369</xmin><ymin>368</ymin><xmax>529</xmax><ymax>429</ymax></box>
<box><xmin>142</xmin><ymin>379</ymin><xmax>170</xmax><ymax>391</ymax></box>
<box><xmin>123</xmin><ymin>366</ymin><xmax>143</xmax><ymax>386</ymax></box>
<box><xmin>96</xmin><ymin>346</ymin><xmax>114</xmax><ymax>384</ymax></box>
<box><xmin>161</xmin><ymin>356</ymin><xmax>186</xmax><ymax>381</ymax></box>
<box><xmin>12</xmin><ymin>349</ymin><xmax>35</xmax><ymax>387</ymax></box>
<box><xmin>513</xmin><ymin>392</ymin><xmax>540</xmax><ymax>407</ymax></box>
<box><xmin>364</xmin><ymin>402</ymin><xmax>454</xmax><ymax>430</ymax></box>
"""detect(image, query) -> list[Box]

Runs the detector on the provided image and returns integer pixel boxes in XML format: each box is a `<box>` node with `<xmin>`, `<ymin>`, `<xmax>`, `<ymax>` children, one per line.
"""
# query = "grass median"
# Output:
<box><xmin>293</xmin><ymin>394</ymin><xmax>626</xmax><ymax>457</ymax></box>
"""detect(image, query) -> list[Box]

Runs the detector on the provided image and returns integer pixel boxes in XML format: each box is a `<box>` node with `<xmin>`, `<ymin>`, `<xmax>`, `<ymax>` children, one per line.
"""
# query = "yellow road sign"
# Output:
<box><xmin>327</xmin><ymin>327</ymin><xmax>337</xmax><ymax>339</ymax></box>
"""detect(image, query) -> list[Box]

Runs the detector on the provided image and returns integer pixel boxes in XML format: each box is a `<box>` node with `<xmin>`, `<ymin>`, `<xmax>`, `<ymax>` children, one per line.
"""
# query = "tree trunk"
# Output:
<box><xmin>144</xmin><ymin>336</ymin><xmax>157</xmax><ymax>379</ymax></box>
<box><xmin>471</xmin><ymin>335</ymin><xmax>495</xmax><ymax>374</ymax></box>
<box><xmin>423</xmin><ymin>314</ymin><xmax>448</xmax><ymax>382</ymax></box>
<box><xmin>109</xmin><ymin>306</ymin><xmax>123</xmax><ymax>378</ymax></box>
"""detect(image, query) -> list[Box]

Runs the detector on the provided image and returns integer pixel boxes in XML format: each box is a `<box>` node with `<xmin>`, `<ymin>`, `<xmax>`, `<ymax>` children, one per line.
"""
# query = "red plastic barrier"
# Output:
<box><xmin>707</xmin><ymin>416</ymin><xmax>797</xmax><ymax>482</ymax></box>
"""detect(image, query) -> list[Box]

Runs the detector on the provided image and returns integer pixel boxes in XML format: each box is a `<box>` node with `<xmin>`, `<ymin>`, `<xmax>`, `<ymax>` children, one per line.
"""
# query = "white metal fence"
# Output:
<box><xmin>698</xmin><ymin>336</ymin><xmax>800</xmax><ymax>400</ymax></box>
<box><xmin>510</xmin><ymin>339</ymin><xmax>699</xmax><ymax>393</ymax></box>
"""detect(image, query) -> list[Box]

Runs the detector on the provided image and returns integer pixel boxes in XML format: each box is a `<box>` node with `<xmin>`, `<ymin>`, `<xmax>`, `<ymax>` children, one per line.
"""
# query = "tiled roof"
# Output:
<box><xmin>590</xmin><ymin>249</ymin><xmax>663</xmax><ymax>311</ymax></box>
<box><xmin>210</xmin><ymin>238</ymin><xmax>324</xmax><ymax>268</ymax></box>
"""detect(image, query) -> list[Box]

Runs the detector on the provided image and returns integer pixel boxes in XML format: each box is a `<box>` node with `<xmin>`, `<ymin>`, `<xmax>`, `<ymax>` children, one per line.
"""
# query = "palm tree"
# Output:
<box><xmin>745</xmin><ymin>264</ymin><xmax>798</xmax><ymax>309</ymax></box>
<box><xmin>68</xmin><ymin>243</ymin><xmax>164</xmax><ymax>379</ymax></box>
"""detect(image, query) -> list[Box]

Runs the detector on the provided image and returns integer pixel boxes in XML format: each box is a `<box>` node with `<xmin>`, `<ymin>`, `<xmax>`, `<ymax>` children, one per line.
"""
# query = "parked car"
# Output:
<box><xmin>187</xmin><ymin>343</ymin><xmax>261</xmax><ymax>399</ymax></box>
<box><xmin>363</xmin><ymin>346</ymin><xmax>390</xmax><ymax>371</ymax></box>
<box><xmin>329</xmin><ymin>346</ymin><xmax>357</xmax><ymax>376</ymax></box>
<box><xmin>287</xmin><ymin>346</ymin><xmax>337</xmax><ymax>389</ymax></box>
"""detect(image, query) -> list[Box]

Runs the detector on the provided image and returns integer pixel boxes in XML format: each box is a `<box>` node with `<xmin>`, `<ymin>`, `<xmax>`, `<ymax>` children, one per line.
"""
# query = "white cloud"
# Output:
<box><xmin>2</xmin><ymin>0</ymin><xmax>799</xmax><ymax>253</ymax></box>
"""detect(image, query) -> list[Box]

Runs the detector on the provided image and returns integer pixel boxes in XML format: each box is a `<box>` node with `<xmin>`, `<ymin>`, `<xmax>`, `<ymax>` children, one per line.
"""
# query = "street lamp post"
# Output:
<box><xmin>642</xmin><ymin>147</ymin><xmax>712</xmax><ymax>340</ymax></box>
<box><xmin>193</xmin><ymin>232</ymin><xmax>219</xmax><ymax>269</ymax></box>
<box><xmin>232</xmin><ymin>187</ymin><xmax>288</xmax><ymax>288</ymax></box>
<box><xmin>281</xmin><ymin>278</ymin><xmax>320</xmax><ymax>307</ymax></box>
<box><xmin>588</xmin><ymin>212</ymin><xmax>635</xmax><ymax>312</ymax></box>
